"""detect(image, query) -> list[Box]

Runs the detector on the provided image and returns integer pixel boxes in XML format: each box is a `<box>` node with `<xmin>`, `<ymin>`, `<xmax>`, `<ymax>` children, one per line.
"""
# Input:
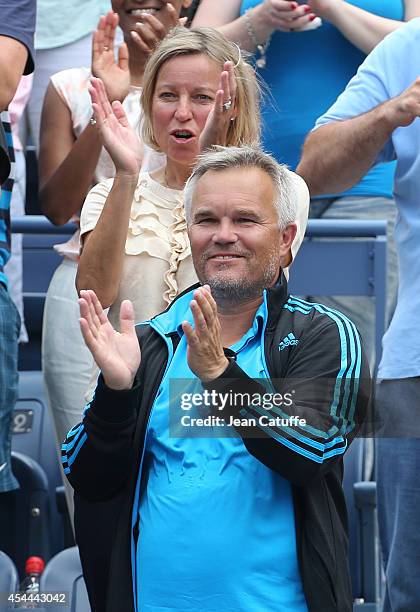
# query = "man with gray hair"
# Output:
<box><xmin>63</xmin><ymin>146</ymin><xmax>370</xmax><ymax>612</ymax></box>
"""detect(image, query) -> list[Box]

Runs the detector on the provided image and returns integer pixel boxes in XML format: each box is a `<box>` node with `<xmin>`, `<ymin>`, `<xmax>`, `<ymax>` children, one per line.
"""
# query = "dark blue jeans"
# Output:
<box><xmin>375</xmin><ymin>378</ymin><xmax>420</xmax><ymax>611</ymax></box>
<box><xmin>0</xmin><ymin>283</ymin><xmax>20</xmax><ymax>492</ymax></box>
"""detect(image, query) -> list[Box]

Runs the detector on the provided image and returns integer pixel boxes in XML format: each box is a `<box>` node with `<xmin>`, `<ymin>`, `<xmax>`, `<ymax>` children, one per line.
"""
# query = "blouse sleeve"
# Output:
<box><xmin>79</xmin><ymin>177</ymin><xmax>114</xmax><ymax>241</ymax></box>
<box><xmin>50</xmin><ymin>67</ymin><xmax>92</xmax><ymax>137</ymax></box>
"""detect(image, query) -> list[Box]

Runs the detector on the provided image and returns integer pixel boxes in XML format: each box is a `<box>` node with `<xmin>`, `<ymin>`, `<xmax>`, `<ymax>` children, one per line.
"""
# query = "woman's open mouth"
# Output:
<box><xmin>170</xmin><ymin>130</ymin><xmax>195</xmax><ymax>143</ymax></box>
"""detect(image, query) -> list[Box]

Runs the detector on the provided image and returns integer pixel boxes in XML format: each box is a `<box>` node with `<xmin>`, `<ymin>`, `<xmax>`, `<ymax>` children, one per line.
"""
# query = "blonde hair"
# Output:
<box><xmin>141</xmin><ymin>27</ymin><xmax>261</xmax><ymax>151</ymax></box>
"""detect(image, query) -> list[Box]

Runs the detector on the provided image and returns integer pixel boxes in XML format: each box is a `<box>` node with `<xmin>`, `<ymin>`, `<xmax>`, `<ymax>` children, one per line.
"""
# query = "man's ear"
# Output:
<box><xmin>279</xmin><ymin>223</ymin><xmax>297</xmax><ymax>268</ymax></box>
<box><xmin>182</xmin><ymin>0</ymin><xmax>193</xmax><ymax>8</ymax></box>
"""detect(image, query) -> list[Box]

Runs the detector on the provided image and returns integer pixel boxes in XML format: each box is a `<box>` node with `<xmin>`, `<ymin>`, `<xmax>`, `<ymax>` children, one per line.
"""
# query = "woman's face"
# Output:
<box><xmin>151</xmin><ymin>53</ymin><xmax>223</xmax><ymax>166</ymax></box>
<box><xmin>114</xmin><ymin>0</ymin><xmax>188</xmax><ymax>37</ymax></box>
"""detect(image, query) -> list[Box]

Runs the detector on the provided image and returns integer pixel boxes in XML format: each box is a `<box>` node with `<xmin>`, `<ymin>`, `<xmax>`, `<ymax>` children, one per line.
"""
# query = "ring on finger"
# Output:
<box><xmin>222</xmin><ymin>98</ymin><xmax>232</xmax><ymax>112</ymax></box>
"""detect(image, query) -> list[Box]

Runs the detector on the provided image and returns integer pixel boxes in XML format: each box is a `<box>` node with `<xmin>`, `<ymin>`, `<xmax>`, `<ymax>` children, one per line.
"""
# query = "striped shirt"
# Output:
<box><xmin>0</xmin><ymin>111</ymin><xmax>15</xmax><ymax>289</ymax></box>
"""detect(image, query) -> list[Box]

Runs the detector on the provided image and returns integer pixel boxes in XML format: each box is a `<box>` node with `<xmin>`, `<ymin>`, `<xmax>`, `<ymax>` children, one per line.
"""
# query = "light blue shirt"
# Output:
<box><xmin>315</xmin><ymin>18</ymin><xmax>420</xmax><ymax>379</ymax></box>
<box><xmin>240</xmin><ymin>0</ymin><xmax>402</xmax><ymax>199</ymax></box>
<box><xmin>136</xmin><ymin>299</ymin><xmax>307</xmax><ymax>611</ymax></box>
<box><xmin>35</xmin><ymin>0</ymin><xmax>111</xmax><ymax>49</ymax></box>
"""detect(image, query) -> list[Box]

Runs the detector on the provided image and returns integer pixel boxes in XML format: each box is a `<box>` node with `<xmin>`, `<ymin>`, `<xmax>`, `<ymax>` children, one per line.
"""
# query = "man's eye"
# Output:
<box><xmin>237</xmin><ymin>218</ymin><xmax>255</xmax><ymax>224</ymax></box>
<box><xmin>196</xmin><ymin>218</ymin><xmax>215</xmax><ymax>224</ymax></box>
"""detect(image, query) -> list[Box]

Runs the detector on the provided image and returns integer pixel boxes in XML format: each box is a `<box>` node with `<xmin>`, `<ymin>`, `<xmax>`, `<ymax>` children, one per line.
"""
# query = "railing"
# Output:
<box><xmin>12</xmin><ymin>216</ymin><xmax>387</xmax><ymax>237</ymax></box>
<box><xmin>13</xmin><ymin>216</ymin><xmax>387</xmax><ymax>371</ymax></box>
<box><xmin>12</xmin><ymin>217</ymin><xmax>77</xmax><ymax>234</ymax></box>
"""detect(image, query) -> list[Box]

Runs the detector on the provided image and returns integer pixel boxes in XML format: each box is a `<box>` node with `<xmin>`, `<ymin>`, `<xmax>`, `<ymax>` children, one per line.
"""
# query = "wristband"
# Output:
<box><xmin>244</xmin><ymin>9</ymin><xmax>271</xmax><ymax>69</ymax></box>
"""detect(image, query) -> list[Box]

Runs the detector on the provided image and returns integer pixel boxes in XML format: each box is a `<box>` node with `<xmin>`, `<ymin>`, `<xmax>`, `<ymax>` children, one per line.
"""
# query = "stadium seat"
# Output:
<box><xmin>13</xmin><ymin>373</ymin><xmax>60</xmax><ymax>484</ymax></box>
<box><xmin>353</xmin><ymin>481</ymin><xmax>381</xmax><ymax>610</ymax></box>
<box><xmin>289</xmin><ymin>219</ymin><xmax>387</xmax><ymax>373</ymax></box>
<box><xmin>40</xmin><ymin>547</ymin><xmax>90</xmax><ymax>612</ymax></box>
<box><xmin>0</xmin><ymin>452</ymin><xmax>51</xmax><ymax>579</ymax></box>
<box><xmin>19</xmin><ymin>233</ymin><xmax>66</xmax><ymax>371</ymax></box>
<box><xmin>344</xmin><ymin>437</ymin><xmax>365</xmax><ymax>599</ymax></box>
<box><xmin>0</xmin><ymin>551</ymin><xmax>19</xmax><ymax>612</ymax></box>
<box><xmin>343</xmin><ymin>438</ymin><xmax>380</xmax><ymax>611</ymax></box>
<box><xmin>12</xmin><ymin>371</ymin><xmax>73</xmax><ymax>555</ymax></box>
<box><xmin>14</xmin><ymin>216</ymin><xmax>74</xmax><ymax>371</ymax></box>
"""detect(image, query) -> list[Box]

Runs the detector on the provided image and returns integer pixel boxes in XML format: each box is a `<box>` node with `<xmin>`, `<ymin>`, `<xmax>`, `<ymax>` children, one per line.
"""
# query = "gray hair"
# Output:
<box><xmin>184</xmin><ymin>146</ymin><xmax>297</xmax><ymax>229</ymax></box>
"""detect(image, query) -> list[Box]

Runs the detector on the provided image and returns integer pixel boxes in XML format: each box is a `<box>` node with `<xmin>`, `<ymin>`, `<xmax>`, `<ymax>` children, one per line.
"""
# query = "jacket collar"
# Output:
<box><xmin>150</xmin><ymin>273</ymin><xmax>289</xmax><ymax>337</ymax></box>
<box><xmin>264</xmin><ymin>272</ymin><xmax>290</xmax><ymax>332</ymax></box>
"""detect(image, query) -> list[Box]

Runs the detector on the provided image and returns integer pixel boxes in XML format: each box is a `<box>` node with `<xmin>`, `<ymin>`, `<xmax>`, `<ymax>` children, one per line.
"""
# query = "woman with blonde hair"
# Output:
<box><xmin>76</xmin><ymin>26</ymin><xmax>307</xmax><ymax>331</ymax></box>
<box><xmin>77</xmin><ymin>27</ymin><xmax>260</xmax><ymax>321</ymax></box>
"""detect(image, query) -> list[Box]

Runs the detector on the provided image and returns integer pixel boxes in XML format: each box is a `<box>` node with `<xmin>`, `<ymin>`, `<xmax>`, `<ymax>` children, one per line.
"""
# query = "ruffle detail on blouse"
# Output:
<box><xmin>163</xmin><ymin>196</ymin><xmax>190</xmax><ymax>304</ymax></box>
<box><xmin>126</xmin><ymin>173</ymin><xmax>191</xmax><ymax>305</ymax></box>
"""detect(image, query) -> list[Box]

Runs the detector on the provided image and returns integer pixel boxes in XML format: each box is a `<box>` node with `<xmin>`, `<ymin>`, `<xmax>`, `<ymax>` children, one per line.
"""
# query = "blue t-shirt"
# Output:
<box><xmin>136</xmin><ymin>299</ymin><xmax>307</xmax><ymax>611</ymax></box>
<box><xmin>35</xmin><ymin>0</ymin><xmax>111</xmax><ymax>49</ymax></box>
<box><xmin>315</xmin><ymin>18</ymin><xmax>420</xmax><ymax>379</ymax></box>
<box><xmin>0</xmin><ymin>0</ymin><xmax>35</xmax><ymax>287</ymax></box>
<box><xmin>0</xmin><ymin>0</ymin><xmax>36</xmax><ymax>74</ymax></box>
<box><xmin>240</xmin><ymin>0</ymin><xmax>402</xmax><ymax>198</ymax></box>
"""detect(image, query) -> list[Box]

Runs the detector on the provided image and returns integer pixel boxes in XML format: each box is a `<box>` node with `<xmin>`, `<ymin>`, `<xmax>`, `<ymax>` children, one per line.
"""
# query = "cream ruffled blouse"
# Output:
<box><xmin>128</xmin><ymin>174</ymin><xmax>194</xmax><ymax>305</ymax></box>
<box><xmin>80</xmin><ymin>172</ymin><xmax>198</xmax><ymax>329</ymax></box>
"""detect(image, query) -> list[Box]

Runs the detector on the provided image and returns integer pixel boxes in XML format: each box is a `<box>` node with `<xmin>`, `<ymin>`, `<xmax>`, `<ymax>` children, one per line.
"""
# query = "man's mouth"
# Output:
<box><xmin>208</xmin><ymin>254</ymin><xmax>245</xmax><ymax>260</ymax></box>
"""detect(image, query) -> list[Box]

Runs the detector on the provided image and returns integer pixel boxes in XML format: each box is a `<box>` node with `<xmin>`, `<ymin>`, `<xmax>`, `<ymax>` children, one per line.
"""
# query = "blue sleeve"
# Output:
<box><xmin>61</xmin><ymin>374</ymin><xmax>141</xmax><ymax>501</ymax></box>
<box><xmin>312</xmin><ymin>21</ymin><xmax>420</xmax><ymax>165</ymax></box>
<box><xmin>0</xmin><ymin>0</ymin><xmax>36</xmax><ymax>74</ymax></box>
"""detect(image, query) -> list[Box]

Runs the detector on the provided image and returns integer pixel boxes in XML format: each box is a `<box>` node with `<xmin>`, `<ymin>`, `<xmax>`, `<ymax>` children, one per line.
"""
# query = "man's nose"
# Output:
<box><xmin>212</xmin><ymin>220</ymin><xmax>238</xmax><ymax>244</ymax></box>
<box><xmin>174</xmin><ymin>96</ymin><xmax>193</xmax><ymax>121</ymax></box>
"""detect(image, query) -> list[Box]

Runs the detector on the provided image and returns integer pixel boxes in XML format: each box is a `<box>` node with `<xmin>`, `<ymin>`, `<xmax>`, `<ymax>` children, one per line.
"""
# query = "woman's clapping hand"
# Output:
<box><xmin>199</xmin><ymin>61</ymin><xmax>237</xmax><ymax>151</ymax></box>
<box><xmin>130</xmin><ymin>1</ymin><xmax>187</xmax><ymax>55</ymax></box>
<box><xmin>92</xmin><ymin>11</ymin><xmax>130</xmax><ymax>103</ymax></box>
<box><xmin>89</xmin><ymin>77</ymin><xmax>143</xmax><ymax>177</ymax></box>
<box><xmin>254</xmin><ymin>0</ymin><xmax>316</xmax><ymax>33</ymax></box>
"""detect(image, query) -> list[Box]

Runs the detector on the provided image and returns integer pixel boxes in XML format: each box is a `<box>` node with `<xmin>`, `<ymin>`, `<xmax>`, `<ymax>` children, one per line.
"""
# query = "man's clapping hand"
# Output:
<box><xmin>78</xmin><ymin>290</ymin><xmax>141</xmax><ymax>390</ymax></box>
<box><xmin>182</xmin><ymin>286</ymin><xmax>229</xmax><ymax>382</ymax></box>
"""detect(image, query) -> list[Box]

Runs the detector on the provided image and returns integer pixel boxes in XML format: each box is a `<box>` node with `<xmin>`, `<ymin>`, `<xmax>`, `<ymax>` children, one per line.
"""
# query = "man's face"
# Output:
<box><xmin>188</xmin><ymin>167</ymin><xmax>296</xmax><ymax>303</ymax></box>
